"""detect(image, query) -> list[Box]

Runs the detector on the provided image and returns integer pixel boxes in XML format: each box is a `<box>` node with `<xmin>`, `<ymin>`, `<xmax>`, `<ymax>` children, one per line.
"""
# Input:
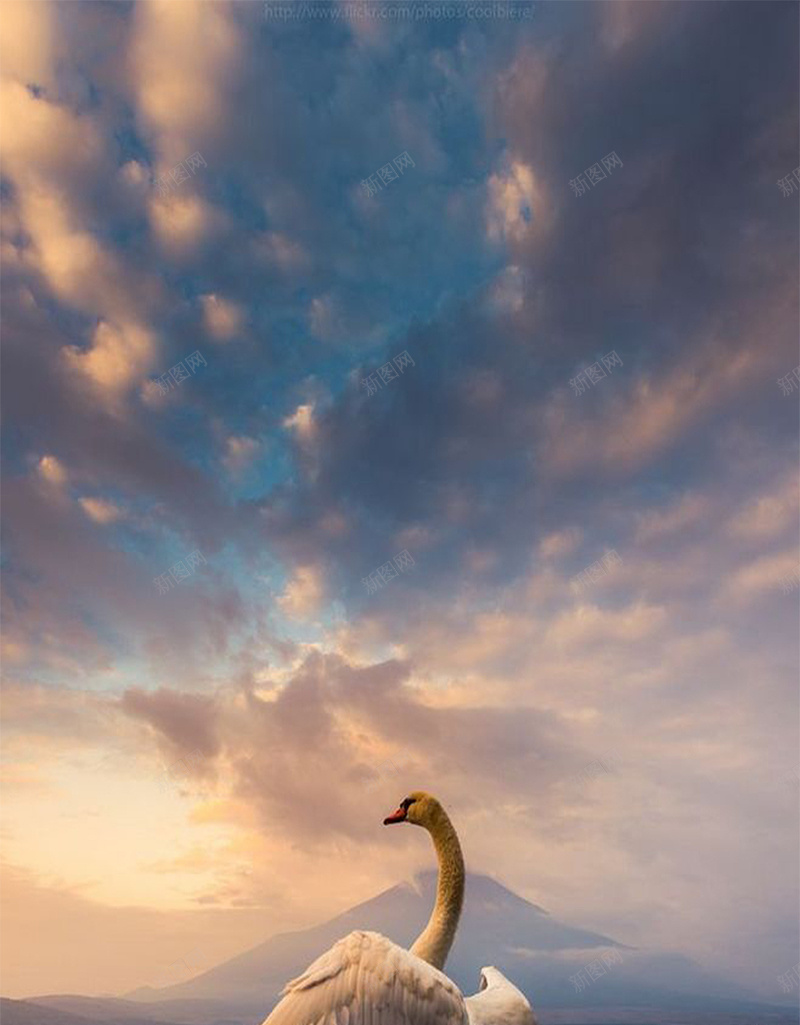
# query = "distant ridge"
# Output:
<box><xmin>0</xmin><ymin>996</ymin><xmax>189</xmax><ymax>1025</ymax></box>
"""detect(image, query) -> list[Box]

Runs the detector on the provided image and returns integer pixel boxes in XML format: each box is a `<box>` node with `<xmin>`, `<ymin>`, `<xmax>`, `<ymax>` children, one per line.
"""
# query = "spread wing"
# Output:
<box><xmin>261</xmin><ymin>930</ymin><xmax>469</xmax><ymax>1025</ymax></box>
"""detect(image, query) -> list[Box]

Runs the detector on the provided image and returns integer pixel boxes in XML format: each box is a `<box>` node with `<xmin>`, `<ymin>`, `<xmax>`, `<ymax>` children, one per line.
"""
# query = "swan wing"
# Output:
<box><xmin>464</xmin><ymin>967</ymin><xmax>537</xmax><ymax>1025</ymax></box>
<box><xmin>261</xmin><ymin>929</ymin><xmax>469</xmax><ymax>1025</ymax></box>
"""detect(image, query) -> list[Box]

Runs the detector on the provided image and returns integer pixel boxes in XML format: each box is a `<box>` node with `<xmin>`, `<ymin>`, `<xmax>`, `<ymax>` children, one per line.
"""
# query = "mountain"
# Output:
<box><xmin>21</xmin><ymin>873</ymin><xmax>799</xmax><ymax>1025</ymax></box>
<box><xmin>127</xmin><ymin>871</ymin><xmax>620</xmax><ymax>1007</ymax></box>
<box><xmin>0</xmin><ymin>996</ymin><xmax>190</xmax><ymax>1025</ymax></box>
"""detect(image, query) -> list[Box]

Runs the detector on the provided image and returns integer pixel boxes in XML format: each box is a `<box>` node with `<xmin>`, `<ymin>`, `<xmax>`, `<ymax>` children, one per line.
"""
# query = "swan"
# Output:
<box><xmin>261</xmin><ymin>791</ymin><xmax>536</xmax><ymax>1025</ymax></box>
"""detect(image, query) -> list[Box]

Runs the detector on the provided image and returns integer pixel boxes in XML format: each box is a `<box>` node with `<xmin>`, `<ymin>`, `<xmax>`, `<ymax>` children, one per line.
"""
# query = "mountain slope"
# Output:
<box><xmin>0</xmin><ymin>996</ymin><xmax>189</xmax><ymax>1025</ymax></box>
<box><xmin>129</xmin><ymin>871</ymin><xmax>619</xmax><ymax>1005</ymax></box>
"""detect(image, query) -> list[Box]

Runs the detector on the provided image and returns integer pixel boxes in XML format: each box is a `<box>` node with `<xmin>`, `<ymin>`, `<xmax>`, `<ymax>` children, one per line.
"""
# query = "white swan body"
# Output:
<box><xmin>262</xmin><ymin>930</ymin><xmax>468</xmax><ymax>1025</ymax></box>
<box><xmin>261</xmin><ymin>932</ymin><xmax>536</xmax><ymax>1025</ymax></box>
<box><xmin>261</xmin><ymin>792</ymin><xmax>536</xmax><ymax>1025</ymax></box>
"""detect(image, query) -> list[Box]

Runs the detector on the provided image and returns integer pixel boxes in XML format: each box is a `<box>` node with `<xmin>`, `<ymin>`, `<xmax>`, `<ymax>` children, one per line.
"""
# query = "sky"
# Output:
<box><xmin>0</xmin><ymin>0</ymin><xmax>798</xmax><ymax>1007</ymax></box>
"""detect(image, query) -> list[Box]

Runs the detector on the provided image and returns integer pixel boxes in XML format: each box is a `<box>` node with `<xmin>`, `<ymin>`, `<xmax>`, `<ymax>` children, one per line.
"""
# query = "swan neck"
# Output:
<box><xmin>409</xmin><ymin>808</ymin><xmax>464</xmax><ymax>971</ymax></box>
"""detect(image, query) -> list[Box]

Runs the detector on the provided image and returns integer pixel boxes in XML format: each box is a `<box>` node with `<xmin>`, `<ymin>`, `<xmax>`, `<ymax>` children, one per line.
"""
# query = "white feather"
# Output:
<box><xmin>261</xmin><ymin>930</ymin><xmax>468</xmax><ymax>1025</ymax></box>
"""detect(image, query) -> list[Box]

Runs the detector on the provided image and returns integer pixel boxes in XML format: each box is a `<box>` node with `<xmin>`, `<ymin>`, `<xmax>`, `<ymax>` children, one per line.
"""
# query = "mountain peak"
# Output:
<box><xmin>412</xmin><ymin>869</ymin><xmax>550</xmax><ymax>915</ymax></box>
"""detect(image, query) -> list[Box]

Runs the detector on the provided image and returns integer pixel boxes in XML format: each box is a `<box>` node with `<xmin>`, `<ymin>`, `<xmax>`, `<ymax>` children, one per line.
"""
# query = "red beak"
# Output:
<box><xmin>383</xmin><ymin>806</ymin><xmax>407</xmax><ymax>825</ymax></box>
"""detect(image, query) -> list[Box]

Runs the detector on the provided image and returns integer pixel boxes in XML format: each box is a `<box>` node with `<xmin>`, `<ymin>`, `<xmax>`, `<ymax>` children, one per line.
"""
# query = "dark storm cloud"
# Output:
<box><xmin>260</xmin><ymin>0</ymin><xmax>798</xmax><ymax>614</ymax></box>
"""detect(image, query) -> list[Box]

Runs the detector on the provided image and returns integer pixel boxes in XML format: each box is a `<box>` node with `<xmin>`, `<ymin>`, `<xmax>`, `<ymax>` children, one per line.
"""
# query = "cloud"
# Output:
<box><xmin>0</xmin><ymin>81</ymin><xmax>164</xmax><ymax>403</ymax></box>
<box><xmin>485</xmin><ymin>264</ymin><xmax>528</xmax><ymax>315</ymax></box>
<box><xmin>542</xmin><ymin>341</ymin><xmax>768</xmax><ymax>478</ymax></box>
<box><xmin>0</xmin><ymin>864</ymin><xmax>272</xmax><ymax>998</ymax></box>
<box><xmin>36</xmin><ymin>454</ymin><xmax>68</xmax><ymax>488</ymax></box>
<box><xmin>253</xmin><ymin>230</ymin><xmax>310</xmax><ymax>274</ymax></box>
<box><xmin>7</xmin><ymin>169</ymin><xmax>135</xmax><ymax>323</ymax></box>
<box><xmin>599</xmin><ymin>0</ymin><xmax>670</xmax><ymax>53</ymax></box>
<box><xmin>63</xmin><ymin>318</ymin><xmax>157</xmax><ymax>398</ymax></box>
<box><xmin>0</xmin><ymin>1</ymin><xmax>55</xmax><ymax>91</ymax></box>
<box><xmin>0</xmin><ymin>681</ymin><xmax>113</xmax><ymax>746</ymax></box>
<box><xmin>130</xmin><ymin>0</ymin><xmax>246</xmax><ymax>167</ymax></box>
<box><xmin>148</xmin><ymin>192</ymin><xmax>228</xmax><ymax>259</ymax></box>
<box><xmin>221</xmin><ymin>435</ymin><xmax>260</xmax><ymax>477</ymax></box>
<box><xmin>121</xmin><ymin>688</ymin><xmax>221</xmax><ymax>760</ymax></box>
<box><xmin>539</xmin><ymin>527</ymin><xmax>583</xmax><ymax>560</ymax></box>
<box><xmin>78</xmin><ymin>496</ymin><xmax>125</xmax><ymax>525</ymax></box>
<box><xmin>277</xmin><ymin>565</ymin><xmax>326</xmax><ymax>620</ymax></box>
<box><xmin>309</xmin><ymin>292</ymin><xmax>382</xmax><ymax>345</ymax></box>
<box><xmin>547</xmin><ymin>600</ymin><xmax>668</xmax><ymax>648</ymax></box>
<box><xmin>727</xmin><ymin>471</ymin><xmax>799</xmax><ymax>540</ymax></box>
<box><xmin>486</xmin><ymin>159</ymin><xmax>541</xmax><ymax>242</ymax></box>
<box><xmin>1</xmin><ymin>465</ymin><xmax>248</xmax><ymax>679</ymax></box>
<box><xmin>117</xmin><ymin>652</ymin><xmax>579</xmax><ymax>847</ymax></box>
<box><xmin>719</xmin><ymin>549</ymin><xmax>800</xmax><ymax>605</ymax></box>
<box><xmin>201</xmin><ymin>294</ymin><xmax>243</xmax><ymax>342</ymax></box>
<box><xmin>0</xmin><ymin>80</ymin><xmax>108</xmax><ymax>186</ymax></box>
<box><xmin>635</xmin><ymin>493</ymin><xmax>712</xmax><ymax>544</ymax></box>
<box><xmin>282</xmin><ymin>403</ymin><xmax>317</xmax><ymax>445</ymax></box>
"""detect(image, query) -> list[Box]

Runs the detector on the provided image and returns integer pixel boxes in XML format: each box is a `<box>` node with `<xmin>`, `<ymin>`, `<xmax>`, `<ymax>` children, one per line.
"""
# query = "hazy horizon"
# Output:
<box><xmin>0</xmin><ymin>0</ymin><xmax>798</xmax><ymax>1015</ymax></box>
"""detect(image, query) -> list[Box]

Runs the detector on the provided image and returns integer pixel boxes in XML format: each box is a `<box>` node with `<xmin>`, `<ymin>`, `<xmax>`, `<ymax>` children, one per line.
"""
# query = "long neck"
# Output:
<box><xmin>409</xmin><ymin>807</ymin><xmax>465</xmax><ymax>970</ymax></box>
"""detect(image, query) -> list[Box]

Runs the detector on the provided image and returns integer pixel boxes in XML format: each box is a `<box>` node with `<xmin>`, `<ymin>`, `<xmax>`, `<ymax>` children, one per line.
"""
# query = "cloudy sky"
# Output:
<box><xmin>1</xmin><ymin>0</ymin><xmax>798</xmax><ymax>1006</ymax></box>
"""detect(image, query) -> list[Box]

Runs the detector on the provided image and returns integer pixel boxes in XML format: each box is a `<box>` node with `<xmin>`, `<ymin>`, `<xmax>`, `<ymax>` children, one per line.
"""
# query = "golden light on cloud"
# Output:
<box><xmin>201</xmin><ymin>293</ymin><xmax>244</xmax><ymax>342</ymax></box>
<box><xmin>486</xmin><ymin>160</ymin><xmax>542</xmax><ymax>241</ymax></box>
<box><xmin>149</xmin><ymin>192</ymin><xmax>227</xmax><ymax>257</ymax></box>
<box><xmin>282</xmin><ymin>402</ymin><xmax>317</xmax><ymax>443</ymax></box>
<box><xmin>131</xmin><ymin>0</ymin><xmax>244</xmax><ymax>165</ymax></box>
<box><xmin>0</xmin><ymin>1</ymin><xmax>54</xmax><ymax>89</ymax></box>
<box><xmin>63</xmin><ymin>319</ymin><xmax>157</xmax><ymax>398</ymax></box>
<box><xmin>277</xmin><ymin>565</ymin><xmax>326</xmax><ymax>620</ymax></box>
<box><xmin>37</xmin><ymin>454</ymin><xmax>67</xmax><ymax>487</ymax></box>
<box><xmin>78</xmin><ymin>496</ymin><xmax>124</xmax><ymax>525</ymax></box>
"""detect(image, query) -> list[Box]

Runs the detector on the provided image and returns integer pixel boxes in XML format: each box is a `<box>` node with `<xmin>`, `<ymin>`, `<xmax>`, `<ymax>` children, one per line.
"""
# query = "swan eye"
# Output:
<box><xmin>401</xmin><ymin>797</ymin><xmax>415</xmax><ymax>811</ymax></box>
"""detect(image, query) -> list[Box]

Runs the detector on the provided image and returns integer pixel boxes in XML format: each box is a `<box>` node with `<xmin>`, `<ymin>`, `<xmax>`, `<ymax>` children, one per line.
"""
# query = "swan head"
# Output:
<box><xmin>383</xmin><ymin>790</ymin><xmax>442</xmax><ymax>828</ymax></box>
